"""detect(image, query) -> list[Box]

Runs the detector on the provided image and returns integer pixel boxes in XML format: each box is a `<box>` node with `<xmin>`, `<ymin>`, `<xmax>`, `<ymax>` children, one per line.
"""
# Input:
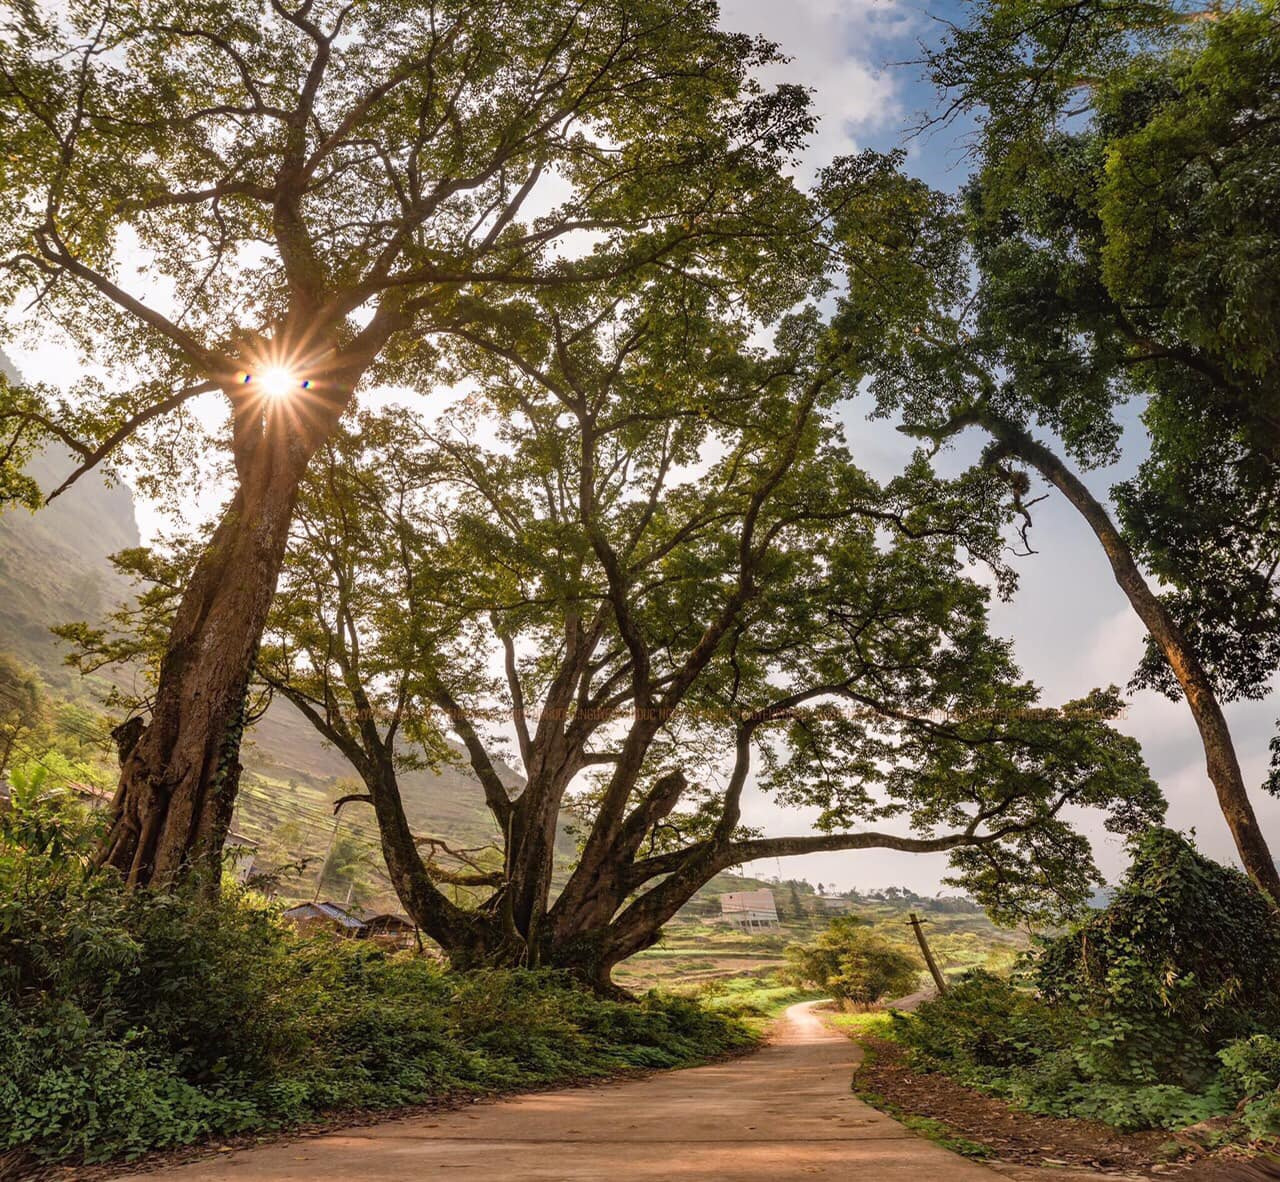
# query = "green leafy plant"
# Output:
<box><xmin>780</xmin><ymin>917</ymin><xmax>922</xmax><ymax>1008</ymax></box>
<box><xmin>0</xmin><ymin>793</ymin><xmax>751</xmax><ymax>1166</ymax></box>
<box><xmin>897</xmin><ymin>830</ymin><xmax>1280</xmax><ymax>1132</ymax></box>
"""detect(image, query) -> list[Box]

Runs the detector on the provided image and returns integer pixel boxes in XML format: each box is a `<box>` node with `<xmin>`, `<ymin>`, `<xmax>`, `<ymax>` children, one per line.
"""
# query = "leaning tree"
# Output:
<box><xmin>868</xmin><ymin>0</ymin><xmax>1280</xmax><ymax>895</ymax></box>
<box><xmin>0</xmin><ymin>0</ymin><xmax>815</xmax><ymax>885</ymax></box>
<box><xmin>812</xmin><ymin>40</ymin><xmax>1280</xmax><ymax>898</ymax></box>
<box><xmin>218</xmin><ymin>277</ymin><xmax>1161</xmax><ymax>988</ymax></box>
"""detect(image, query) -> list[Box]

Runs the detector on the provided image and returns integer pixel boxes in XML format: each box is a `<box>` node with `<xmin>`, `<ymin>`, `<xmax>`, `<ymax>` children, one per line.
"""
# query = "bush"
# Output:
<box><xmin>898</xmin><ymin>970</ymin><xmax>1069</xmax><ymax>1085</ymax></box>
<box><xmin>1033</xmin><ymin>828</ymin><xmax>1280</xmax><ymax>1087</ymax></box>
<box><xmin>780</xmin><ymin>917</ymin><xmax>921</xmax><ymax>1008</ymax></box>
<box><xmin>0</xmin><ymin>796</ymin><xmax>750</xmax><ymax>1166</ymax></box>
<box><xmin>896</xmin><ymin>831</ymin><xmax>1280</xmax><ymax>1132</ymax></box>
<box><xmin>1220</xmin><ymin>1036</ymin><xmax>1280</xmax><ymax>1138</ymax></box>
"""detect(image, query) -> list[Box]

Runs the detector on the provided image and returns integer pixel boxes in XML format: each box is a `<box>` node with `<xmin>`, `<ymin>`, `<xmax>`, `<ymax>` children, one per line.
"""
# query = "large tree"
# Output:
<box><xmin>0</xmin><ymin>0</ymin><xmax>814</xmax><ymax>885</ymax></box>
<box><xmin>213</xmin><ymin>279</ymin><xmax>1159</xmax><ymax>989</ymax></box>
<box><xmin>819</xmin><ymin>0</ymin><xmax>1280</xmax><ymax>895</ymax></box>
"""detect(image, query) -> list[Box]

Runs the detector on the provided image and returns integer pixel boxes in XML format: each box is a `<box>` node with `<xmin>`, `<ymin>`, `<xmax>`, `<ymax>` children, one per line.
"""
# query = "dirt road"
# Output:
<box><xmin>119</xmin><ymin>1001</ymin><xmax>1014</xmax><ymax>1181</ymax></box>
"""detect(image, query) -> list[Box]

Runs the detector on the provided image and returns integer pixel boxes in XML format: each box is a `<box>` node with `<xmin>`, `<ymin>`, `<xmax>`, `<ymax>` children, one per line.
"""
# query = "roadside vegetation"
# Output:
<box><xmin>0</xmin><ymin>790</ymin><xmax>750</xmax><ymax>1169</ymax></box>
<box><xmin>0</xmin><ymin>0</ymin><xmax>1277</xmax><ymax>1172</ymax></box>
<box><xmin>838</xmin><ymin>830</ymin><xmax>1280</xmax><ymax>1160</ymax></box>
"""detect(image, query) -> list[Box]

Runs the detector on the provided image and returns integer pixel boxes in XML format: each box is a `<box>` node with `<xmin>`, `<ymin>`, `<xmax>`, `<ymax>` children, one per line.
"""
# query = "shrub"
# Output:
<box><xmin>1036</xmin><ymin>830</ymin><xmax>1280</xmax><ymax>1052</ymax></box>
<box><xmin>897</xmin><ymin>831</ymin><xmax>1280</xmax><ymax>1132</ymax></box>
<box><xmin>898</xmin><ymin>970</ymin><xmax>1069</xmax><ymax>1086</ymax></box>
<box><xmin>1220</xmin><ymin>1036</ymin><xmax>1280</xmax><ymax>1138</ymax></box>
<box><xmin>780</xmin><ymin>917</ymin><xmax>921</xmax><ymax>1008</ymax></box>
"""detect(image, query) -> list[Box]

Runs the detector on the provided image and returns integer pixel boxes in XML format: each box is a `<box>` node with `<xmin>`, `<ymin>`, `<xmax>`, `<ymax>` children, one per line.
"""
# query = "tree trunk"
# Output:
<box><xmin>97</xmin><ymin>362</ymin><xmax>358</xmax><ymax>888</ymax></box>
<box><xmin>983</xmin><ymin>414</ymin><xmax>1280</xmax><ymax>902</ymax></box>
<box><xmin>97</xmin><ymin>464</ymin><xmax>302</xmax><ymax>886</ymax></box>
<box><xmin>362</xmin><ymin>750</ymin><xmax>501</xmax><ymax>961</ymax></box>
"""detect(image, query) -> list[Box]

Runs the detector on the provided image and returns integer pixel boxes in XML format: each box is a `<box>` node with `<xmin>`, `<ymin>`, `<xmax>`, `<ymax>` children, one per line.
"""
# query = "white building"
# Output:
<box><xmin>719</xmin><ymin>889</ymin><xmax>779</xmax><ymax>930</ymax></box>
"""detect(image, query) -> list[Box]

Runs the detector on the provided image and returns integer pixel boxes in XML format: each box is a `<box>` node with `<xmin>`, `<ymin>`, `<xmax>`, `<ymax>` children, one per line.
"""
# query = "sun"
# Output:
<box><xmin>258</xmin><ymin>366</ymin><xmax>297</xmax><ymax>399</ymax></box>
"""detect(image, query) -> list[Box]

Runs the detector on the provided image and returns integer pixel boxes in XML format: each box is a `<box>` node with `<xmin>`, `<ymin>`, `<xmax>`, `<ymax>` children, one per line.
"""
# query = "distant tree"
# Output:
<box><xmin>0</xmin><ymin>655</ymin><xmax>44</xmax><ymax>781</ymax></box>
<box><xmin>785</xmin><ymin>883</ymin><xmax>806</xmax><ymax>922</ymax></box>
<box><xmin>781</xmin><ymin>916</ymin><xmax>921</xmax><ymax>1008</ymax></box>
<box><xmin>0</xmin><ymin>0</ymin><xmax>814</xmax><ymax>887</ymax></box>
<box><xmin>316</xmin><ymin>830</ymin><xmax>379</xmax><ymax>911</ymax></box>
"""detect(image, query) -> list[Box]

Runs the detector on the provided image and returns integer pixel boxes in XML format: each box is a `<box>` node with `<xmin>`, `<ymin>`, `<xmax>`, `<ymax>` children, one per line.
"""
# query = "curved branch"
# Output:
<box><xmin>44</xmin><ymin>380</ymin><xmax>217</xmax><ymax>501</ymax></box>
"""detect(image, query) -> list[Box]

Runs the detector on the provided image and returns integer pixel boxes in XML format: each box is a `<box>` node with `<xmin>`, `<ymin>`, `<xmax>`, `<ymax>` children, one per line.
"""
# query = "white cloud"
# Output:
<box><xmin>718</xmin><ymin>0</ymin><xmax>914</xmax><ymax>173</ymax></box>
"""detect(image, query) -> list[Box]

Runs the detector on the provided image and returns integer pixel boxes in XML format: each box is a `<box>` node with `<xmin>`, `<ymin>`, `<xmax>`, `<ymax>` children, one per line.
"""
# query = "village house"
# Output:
<box><xmin>718</xmin><ymin>889</ymin><xmax>779</xmax><ymax>931</ymax></box>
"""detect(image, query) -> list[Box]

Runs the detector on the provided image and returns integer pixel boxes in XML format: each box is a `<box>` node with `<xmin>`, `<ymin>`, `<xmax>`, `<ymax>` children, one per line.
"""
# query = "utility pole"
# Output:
<box><xmin>908</xmin><ymin>911</ymin><xmax>948</xmax><ymax>995</ymax></box>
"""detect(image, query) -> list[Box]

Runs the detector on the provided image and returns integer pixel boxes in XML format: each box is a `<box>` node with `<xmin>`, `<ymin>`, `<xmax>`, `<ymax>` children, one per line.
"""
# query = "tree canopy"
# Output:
<box><xmin>925</xmin><ymin>0</ymin><xmax>1280</xmax><ymax>729</ymax></box>
<box><xmin>807</xmin><ymin>0</ymin><xmax>1280</xmax><ymax>896</ymax></box>
<box><xmin>75</xmin><ymin>268</ymin><xmax>1164</xmax><ymax>983</ymax></box>
<box><xmin>0</xmin><ymin>0</ymin><xmax>818</xmax><ymax>884</ymax></box>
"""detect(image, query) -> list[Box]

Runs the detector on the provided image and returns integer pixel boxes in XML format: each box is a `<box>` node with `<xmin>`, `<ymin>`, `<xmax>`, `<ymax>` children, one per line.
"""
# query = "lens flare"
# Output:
<box><xmin>259</xmin><ymin>367</ymin><xmax>296</xmax><ymax>399</ymax></box>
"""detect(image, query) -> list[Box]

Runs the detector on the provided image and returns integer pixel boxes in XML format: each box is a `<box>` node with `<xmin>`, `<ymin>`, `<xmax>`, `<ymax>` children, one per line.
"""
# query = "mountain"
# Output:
<box><xmin>0</xmin><ymin>356</ymin><xmax>141</xmax><ymax>692</ymax></box>
<box><xmin>0</xmin><ymin>351</ymin><xmax>513</xmax><ymax>907</ymax></box>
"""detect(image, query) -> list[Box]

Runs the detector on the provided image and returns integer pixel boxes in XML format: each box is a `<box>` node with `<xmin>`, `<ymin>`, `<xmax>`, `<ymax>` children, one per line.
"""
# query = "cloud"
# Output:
<box><xmin>718</xmin><ymin>0</ymin><xmax>914</xmax><ymax>173</ymax></box>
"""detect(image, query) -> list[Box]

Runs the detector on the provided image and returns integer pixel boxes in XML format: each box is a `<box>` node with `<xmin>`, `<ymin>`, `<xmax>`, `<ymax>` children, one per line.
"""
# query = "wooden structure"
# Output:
<box><xmin>362</xmin><ymin>912</ymin><xmax>418</xmax><ymax>949</ymax></box>
<box><xmin>281</xmin><ymin>900</ymin><xmax>367</xmax><ymax>938</ymax></box>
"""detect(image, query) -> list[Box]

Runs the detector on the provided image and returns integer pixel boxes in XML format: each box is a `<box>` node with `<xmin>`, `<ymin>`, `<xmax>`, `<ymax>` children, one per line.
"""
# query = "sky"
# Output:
<box><xmin>6</xmin><ymin>0</ymin><xmax>1278</xmax><ymax>898</ymax></box>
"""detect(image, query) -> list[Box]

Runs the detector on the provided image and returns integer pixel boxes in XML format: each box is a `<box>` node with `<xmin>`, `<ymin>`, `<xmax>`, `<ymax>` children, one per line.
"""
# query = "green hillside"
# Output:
<box><xmin>615</xmin><ymin>872</ymin><xmax>1028</xmax><ymax>993</ymax></box>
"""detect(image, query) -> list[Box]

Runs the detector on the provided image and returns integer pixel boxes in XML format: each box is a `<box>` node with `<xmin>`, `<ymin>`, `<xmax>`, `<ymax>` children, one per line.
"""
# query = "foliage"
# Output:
<box><xmin>80</xmin><ymin>291</ymin><xmax>1165</xmax><ymax>979</ymax></box>
<box><xmin>0</xmin><ymin>0</ymin><xmax>816</xmax><ymax>500</ymax></box>
<box><xmin>1034</xmin><ymin>829</ymin><xmax>1280</xmax><ymax>1076</ymax></box>
<box><xmin>0</xmin><ymin>653</ymin><xmax>43</xmax><ymax>778</ymax></box>
<box><xmin>916</xmin><ymin>0</ymin><xmax>1280</xmax><ymax>734</ymax></box>
<box><xmin>1219</xmin><ymin>1036</ymin><xmax>1280</xmax><ymax>1139</ymax></box>
<box><xmin>898</xmin><ymin>971</ymin><xmax>1069</xmax><ymax>1083</ymax></box>
<box><xmin>898</xmin><ymin>830</ymin><xmax>1280</xmax><ymax>1132</ymax></box>
<box><xmin>697</xmin><ymin>975</ymin><xmax>823</xmax><ymax>1021</ymax></box>
<box><xmin>780</xmin><ymin>917</ymin><xmax>921</xmax><ymax>1007</ymax></box>
<box><xmin>0</xmin><ymin>795</ymin><xmax>749</xmax><ymax>1166</ymax></box>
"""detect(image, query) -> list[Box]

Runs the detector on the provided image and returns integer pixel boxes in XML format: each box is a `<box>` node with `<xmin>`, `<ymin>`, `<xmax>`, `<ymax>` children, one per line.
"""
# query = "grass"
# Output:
<box><xmin>696</xmin><ymin>976</ymin><xmax>826</xmax><ymax>1031</ymax></box>
<box><xmin>823</xmin><ymin>1010</ymin><xmax>900</xmax><ymax>1039</ymax></box>
<box><xmin>900</xmin><ymin>1115</ymin><xmax>995</xmax><ymax>1159</ymax></box>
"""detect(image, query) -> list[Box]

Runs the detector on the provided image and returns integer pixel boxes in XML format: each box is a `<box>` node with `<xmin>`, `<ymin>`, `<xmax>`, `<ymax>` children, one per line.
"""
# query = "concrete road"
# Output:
<box><xmin>120</xmin><ymin>1001</ymin><xmax>1008</xmax><ymax>1181</ymax></box>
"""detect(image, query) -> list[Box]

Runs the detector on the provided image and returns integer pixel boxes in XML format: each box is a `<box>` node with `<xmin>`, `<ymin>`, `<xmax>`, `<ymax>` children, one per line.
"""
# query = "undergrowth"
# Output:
<box><xmin>0</xmin><ymin>787</ymin><xmax>751</xmax><ymax>1167</ymax></box>
<box><xmin>893</xmin><ymin>830</ymin><xmax>1280</xmax><ymax>1134</ymax></box>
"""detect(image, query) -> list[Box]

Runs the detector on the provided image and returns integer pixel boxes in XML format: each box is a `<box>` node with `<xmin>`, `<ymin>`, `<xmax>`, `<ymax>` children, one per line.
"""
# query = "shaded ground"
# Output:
<box><xmin>852</xmin><ymin>1035</ymin><xmax>1191</xmax><ymax>1178</ymax></box>
<box><xmin>108</xmin><ymin>1002</ymin><xmax>1015</xmax><ymax>1182</ymax></box>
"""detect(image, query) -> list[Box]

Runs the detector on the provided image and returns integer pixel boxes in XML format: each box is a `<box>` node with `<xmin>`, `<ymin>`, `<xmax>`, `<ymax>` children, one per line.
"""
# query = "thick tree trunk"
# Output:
<box><xmin>97</xmin><ymin>360</ymin><xmax>356</xmax><ymax>888</ymax></box>
<box><xmin>983</xmin><ymin>414</ymin><xmax>1280</xmax><ymax>902</ymax></box>
<box><xmin>97</xmin><ymin>465</ymin><xmax>302</xmax><ymax>886</ymax></box>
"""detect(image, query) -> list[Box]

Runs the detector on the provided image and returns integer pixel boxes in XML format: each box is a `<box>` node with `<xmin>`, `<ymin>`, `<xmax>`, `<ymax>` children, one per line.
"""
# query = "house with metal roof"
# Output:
<box><xmin>280</xmin><ymin>900</ymin><xmax>367</xmax><ymax>937</ymax></box>
<box><xmin>719</xmin><ymin>889</ymin><xmax>779</xmax><ymax>931</ymax></box>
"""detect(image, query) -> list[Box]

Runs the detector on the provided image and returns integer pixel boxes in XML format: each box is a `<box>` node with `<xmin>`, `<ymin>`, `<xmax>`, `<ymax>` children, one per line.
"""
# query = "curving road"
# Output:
<box><xmin>120</xmin><ymin>1001</ymin><xmax>1009</xmax><ymax>1181</ymax></box>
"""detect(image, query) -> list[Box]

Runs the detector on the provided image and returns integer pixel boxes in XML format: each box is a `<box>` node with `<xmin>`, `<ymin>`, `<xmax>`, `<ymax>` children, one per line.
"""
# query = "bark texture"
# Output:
<box><xmin>99</xmin><ymin>377</ymin><xmax>349</xmax><ymax>887</ymax></box>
